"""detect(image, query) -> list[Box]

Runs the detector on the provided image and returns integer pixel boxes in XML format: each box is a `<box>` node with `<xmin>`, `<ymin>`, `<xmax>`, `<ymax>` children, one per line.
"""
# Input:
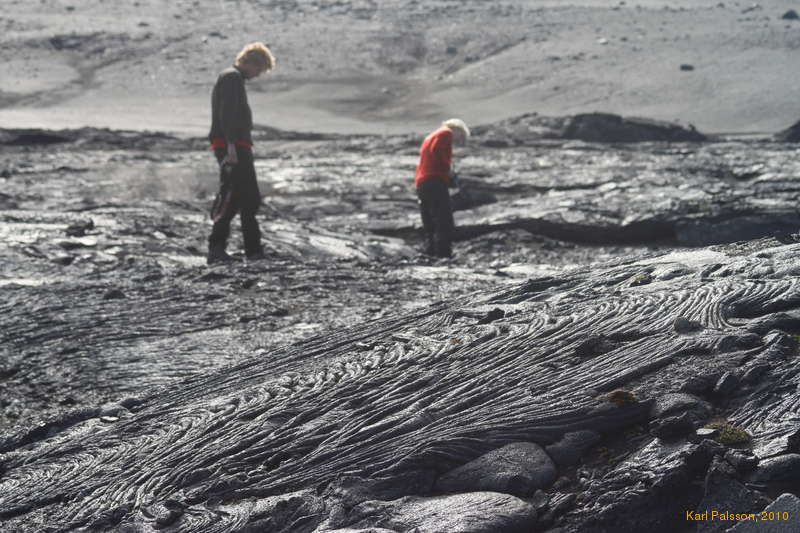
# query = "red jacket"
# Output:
<box><xmin>414</xmin><ymin>127</ymin><xmax>453</xmax><ymax>187</ymax></box>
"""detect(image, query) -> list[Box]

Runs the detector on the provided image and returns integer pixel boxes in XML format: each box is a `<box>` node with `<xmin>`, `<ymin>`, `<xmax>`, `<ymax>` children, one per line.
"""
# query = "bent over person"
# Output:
<box><xmin>207</xmin><ymin>42</ymin><xmax>275</xmax><ymax>264</ymax></box>
<box><xmin>414</xmin><ymin>118</ymin><xmax>470</xmax><ymax>258</ymax></box>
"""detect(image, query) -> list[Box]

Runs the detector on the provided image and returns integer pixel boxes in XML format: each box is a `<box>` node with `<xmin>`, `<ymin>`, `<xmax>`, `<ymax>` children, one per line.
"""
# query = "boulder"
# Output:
<box><xmin>724</xmin><ymin>450</ymin><xmax>758</xmax><ymax>475</ymax></box>
<box><xmin>561</xmin><ymin>113</ymin><xmax>707</xmax><ymax>143</ymax></box>
<box><xmin>781</xmin><ymin>9</ymin><xmax>799</xmax><ymax>20</ymax></box>
<box><xmin>436</xmin><ymin>442</ymin><xmax>557</xmax><ymax>496</ymax></box>
<box><xmin>651</xmin><ymin>393</ymin><xmax>712</xmax><ymax>424</ymax></box>
<box><xmin>751</xmin><ymin>454</ymin><xmax>800</xmax><ymax>483</ymax></box>
<box><xmin>545</xmin><ymin>430</ymin><xmax>601</xmax><ymax>468</ymax></box>
<box><xmin>651</xmin><ymin>413</ymin><xmax>696</xmax><ymax>440</ymax></box>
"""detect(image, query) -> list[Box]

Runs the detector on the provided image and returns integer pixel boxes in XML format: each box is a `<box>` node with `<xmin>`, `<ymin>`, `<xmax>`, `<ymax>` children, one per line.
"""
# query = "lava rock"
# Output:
<box><xmin>761</xmin><ymin>331</ymin><xmax>798</xmax><ymax>360</ymax></box>
<box><xmin>777</xmin><ymin>119</ymin><xmax>800</xmax><ymax>142</ymax></box>
<box><xmin>575</xmin><ymin>335</ymin><xmax>619</xmax><ymax>358</ymax></box>
<box><xmin>9</xmin><ymin>218</ymin><xmax>800</xmax><ymax>532</ymax></box>
<box><xmin>751</xmin><ymin>454</ymin><xmax>800</xmax><ymax>483</ymax></box>
<box><xmin>0</xmin><ymin>129</ymin><xmax>71</xmax><ymax>146</ymax></box>
<box><xmin>58</xmin><ymin>237</ymin><xmax>97</xmax><ymax>250</ymax></box>
<box><xmin>325</xmin><ymin>527</ymin><xmax>398</xmax><ymax>533</ymax></box>
<box><xmin>151</xmin><ymin>499</ymin><xmax>184</xmax><ymax>527</ymax></box>
<box><xmin>480</xmin><ymin>137</ymin><xmax>512</xmax><ymax>148</ymax></box>
<box><xmin>684</xmin><ymin>439</ymin><xmax>726</xmax><ymax>473</ymax></box>
<box><xmin>450</xmin><ymin>186</ymin><xmax>498</xmax><ymax>212</ymax></box>
<box><xmin>469</xmin><ymin>113</ymin><xmax>567</xmax><ymax>144</ymax></box>
<box><xmin>674</xmin><ymin>316</ymin><xmax>703</xmax><ymax>334</ymax></box>
<box><xmin>741</xmin><ymin>363</ymin><xmax>770</xmax><ymax>384</ymax></box>
<box><xmin>676</xmin><ymin>216</ymin><xmax>800</xmax><ymax>247</ymax></box>
<box><xmin>651</xmin><ymin>393</ymin><xmax>711</xmax><ymax>423</ymax></box>
<box><xmin>477</xmin><ymin>308</ymin><xmax>505</xmax><ymax>325</ymax></box>
<box><xmin>530</xmin><ymin>489</ymin><xmax>549</xmax><ymax>513</ymax></box>
<box><xmin>85</xmin><ymin>504</ymin><xmax>131</xmax><ymax>530</ymax></box>
<box><xmin>781</xmin><ymin>9</ymin><xmax>799</xmax><ymax>20</ymax></box>
<box><xmin>545</xmin><ymin>430</ymin><xmax>601</xmax><ymax>468</ymax></box>
<box><xmin>725</xmin><ymin>450</ymin><xmax>758</xmax><ymax>475</ymax></box>
<box><xmin>65</xmin><ymin>219</ymin><xmax>94</xmax><ymax>237</ymax></box>
<box><xmin>562</xmin><ymin>113</ymin><xmax>706</xmax><ymax>143</ymax></box>
<box><xmin>549</xmin><ymin>492</ymin><xmax>577</xmax><ymax>515</ymax></box>
<box><xmin>786</xmin><ymin>428</ymin><xmax>800</xmax><ymax>453</ymax></box>
<box><xmin>715</xmin><ymin>333</ymin><xmax>762</xmax><ymax>353</ymax></box>
<box><xmin>552</xmin><ymin>476</ymin><xmax>571</xmax><ymax>490</ymax></box>
<box><xmin>695</xmin><ymin>458</ymin><xmax>771</xmax><ymax>533</ymax></box>
<box><xmin>324</xmin><ymin>471</ymin><xmax>437</xmax><ymax>508</ymax></box>
<box><xmin>680</xmin><ymin>373</ymin><xmax>722</xmax><ymax>395</ymax></box>
<box><xmin>713</xmin><ymin>371</ymin><xmax>740</xmax><ymax>396</ymax></box>
<box><xmin>567</xmin><ymin>439</ymin><xmax>698</xmax><ymax>531</ymax></box>
<box><xmin>728</xmin><ymin>493</ymin><xmax>800</xmax><ymax>532</ymax></box>
<box><xmin>345</xmin><ymin>492</ymin><xmax>537</xmax><ymax>533</ymax></box>
<box><xmin>651</xmin><ymin>412</ymin><xmax>695</xmax><ymax>441</ymax></box>
<box><xmin>103</xmin><ymin>289</ymin><xmax>126</xmax><ymax>300</ymax></box>
<box><xmin>680</xmin><ymin>64</ymin><xmax>695</xmax><ymax>71</ymax></box>
<box><xmin>744</xmin><ymin>310</ymin><xmax>800</xmax><ymax>335</ymax></box>
<box><xmin>435</xmin><ymin>442</ymin><xmax>557</xmax><ymax>496</ymax></box>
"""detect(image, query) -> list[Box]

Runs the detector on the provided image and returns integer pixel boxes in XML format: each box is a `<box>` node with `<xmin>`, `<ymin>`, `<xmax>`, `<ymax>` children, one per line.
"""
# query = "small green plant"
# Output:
<box><xmin>706</xmin><ymin>421</ymin><xmax>752</xmax><ymax>446</ymax></box>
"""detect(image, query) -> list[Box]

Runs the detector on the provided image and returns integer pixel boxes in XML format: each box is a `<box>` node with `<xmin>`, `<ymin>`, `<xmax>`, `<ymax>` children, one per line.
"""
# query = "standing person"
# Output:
<box><xmin>414</xmin><ymin>118</ymin><xmax>470</xmax><ymax>258</ymax></box>
<box><xmin>207</xmin><ymin>42</ymin><xmax>276</xmax><ymax>264</ymax></box>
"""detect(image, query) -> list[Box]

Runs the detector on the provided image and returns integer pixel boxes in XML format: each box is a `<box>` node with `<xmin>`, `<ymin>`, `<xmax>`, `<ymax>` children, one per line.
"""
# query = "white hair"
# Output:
<box><xmin>442</xmin><ymin>118</ymin><xmax>470</xmax><ymax>139</ymax></box>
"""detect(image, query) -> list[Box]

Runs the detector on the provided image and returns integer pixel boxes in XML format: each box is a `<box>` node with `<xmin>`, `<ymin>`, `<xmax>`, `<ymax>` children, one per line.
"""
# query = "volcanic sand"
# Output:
<box><xmin>1</xmin><ymin>0</ymin><xmax>799</xmax><ymax>136</ymax></box>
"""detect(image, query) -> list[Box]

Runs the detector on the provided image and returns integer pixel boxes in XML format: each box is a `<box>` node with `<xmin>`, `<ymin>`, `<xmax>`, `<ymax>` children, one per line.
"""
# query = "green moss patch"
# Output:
<box><xmin>705</xmin><ymin>421</ymin><xmax>752</xmax><ymax>446</ymax></box>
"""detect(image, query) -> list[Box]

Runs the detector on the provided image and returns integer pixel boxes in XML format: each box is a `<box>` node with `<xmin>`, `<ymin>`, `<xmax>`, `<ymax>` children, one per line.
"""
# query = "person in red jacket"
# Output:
<box><xmin>414</xmin><ymin>118</ymin><xmax>470</xmax><ymax>258</ymax></box>
<box><xmin>207</xmin><ymin>42</ymin><xmax>275</xmax><ymax>264</ymax></box>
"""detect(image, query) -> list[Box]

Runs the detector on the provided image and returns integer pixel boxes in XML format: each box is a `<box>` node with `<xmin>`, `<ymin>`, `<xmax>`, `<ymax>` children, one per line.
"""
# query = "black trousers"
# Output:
<box><xmin>417</xmin><ymin>178</ymin><xmax>454</xmax><ymax>258</ymax></box>
<box><xmin>209</xmin><ymin>145</ymin><xmax>262</xmax><ymax>254</ymax></box>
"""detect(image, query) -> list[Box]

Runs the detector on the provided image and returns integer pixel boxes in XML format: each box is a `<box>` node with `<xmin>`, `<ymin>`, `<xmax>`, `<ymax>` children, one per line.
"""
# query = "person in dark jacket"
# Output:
<box><xmin>207</xmin><ymin>42</ymin><xmax>275</xmax><ymax>264</ymax></box>
<box><xmin>414</xmin><ymin>118</ymin><xmax>470</xmax><ymax>258</ymax></box>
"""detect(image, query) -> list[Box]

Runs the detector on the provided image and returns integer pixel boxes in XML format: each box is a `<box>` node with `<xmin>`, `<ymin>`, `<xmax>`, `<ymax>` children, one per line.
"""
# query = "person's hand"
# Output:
<box><xmin>225</xmin><ymin>143</ymin><xmax>238</xmax><ymax>165</ymax></box>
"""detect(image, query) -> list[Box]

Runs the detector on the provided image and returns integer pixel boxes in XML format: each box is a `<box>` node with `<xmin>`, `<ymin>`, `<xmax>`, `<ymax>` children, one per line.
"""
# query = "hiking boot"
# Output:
<box><xmin>245</xmin><ymin>247</ymin><xmax>267</xmax><ymax>261</ymax></box>
<box><xmin>423</xmin><ymin>235</ymin><xmax>436</xmax><ymax>256</ymax></box>
<box><xmin>207</xmin><ymin>245</ymin><xmax>234</xmax><ymax>265</ymax></box>
<box><xmin>435</xmin><ymin>243</ymin><xmax>453</xmax><ymax>259</ymax></box>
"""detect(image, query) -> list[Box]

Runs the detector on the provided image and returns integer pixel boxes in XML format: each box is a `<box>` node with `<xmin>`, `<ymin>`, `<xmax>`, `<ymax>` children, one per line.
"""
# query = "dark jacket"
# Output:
<box><xmin>208</xmin><ymin>66</ymin><xmax>253</xmax><ymax>145</ymax></box>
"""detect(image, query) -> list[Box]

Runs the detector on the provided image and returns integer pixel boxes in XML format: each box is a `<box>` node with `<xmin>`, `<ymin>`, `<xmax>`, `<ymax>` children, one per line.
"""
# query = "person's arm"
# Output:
<box><xmin>449</xmin><ymin>166</ymin><xmax>460</xmax><ymax>188</ymax></box>
<box><xmin>219</xmin><ymin>73</ymin><xmax>245</xmax><ymax>164</ymax></box>
<box><xmin>437</xmin><ymin>131</ymin><xmax>454</xmax><ymax>185</ymax></box>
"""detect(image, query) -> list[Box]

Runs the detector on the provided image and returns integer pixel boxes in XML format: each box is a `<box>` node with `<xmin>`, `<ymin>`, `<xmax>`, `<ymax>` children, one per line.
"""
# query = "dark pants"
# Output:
<box><xmin>417</xmin><ymin>178</ymin><xmax>454</xmax><ymax>258</ymax></box>
<box><xmin>209</xmin><ymin>145</ymin><xmax>262</xmax><ymax>254</ymax></box>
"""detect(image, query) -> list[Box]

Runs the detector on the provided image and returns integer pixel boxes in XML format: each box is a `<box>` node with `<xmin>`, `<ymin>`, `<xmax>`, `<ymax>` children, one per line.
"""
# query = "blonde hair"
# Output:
<box><xmin>235</xmin><ymin>42</ymin><xmax>276</xmax><ymax>73</ymax></box>
<box><xmin>442</xmin><ymin>118</ymin><xmax>470</xmax><ymax>139</ymax></box>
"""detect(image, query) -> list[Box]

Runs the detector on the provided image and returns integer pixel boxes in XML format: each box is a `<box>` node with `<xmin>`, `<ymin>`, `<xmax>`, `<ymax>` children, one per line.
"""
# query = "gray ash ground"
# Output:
<box><xmin>2</xmin><ymin>123</ymin><xmax>800</xmax><ymax>532</ymax></box>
